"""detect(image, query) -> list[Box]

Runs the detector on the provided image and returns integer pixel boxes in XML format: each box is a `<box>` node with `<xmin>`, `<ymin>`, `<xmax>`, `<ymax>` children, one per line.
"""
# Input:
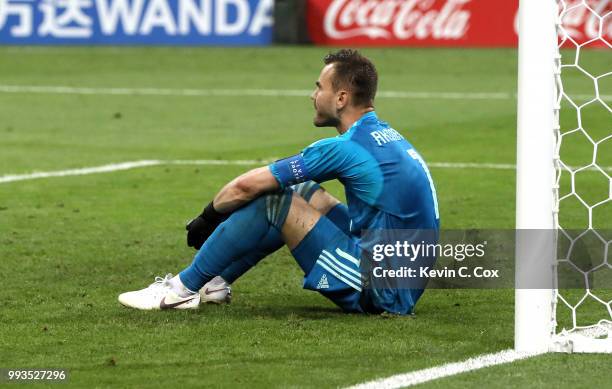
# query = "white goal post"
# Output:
<box><xmin>515</xmin><ymin>0</ymin><xmax>611</xmax><ymax>354</ymax></box>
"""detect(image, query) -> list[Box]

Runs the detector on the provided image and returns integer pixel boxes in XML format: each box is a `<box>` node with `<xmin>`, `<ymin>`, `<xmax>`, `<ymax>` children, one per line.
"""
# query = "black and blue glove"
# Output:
<box><xmin>186</xmin><ymin>202</ymin><xmax>228</xmax><ymax>250</ymax></box>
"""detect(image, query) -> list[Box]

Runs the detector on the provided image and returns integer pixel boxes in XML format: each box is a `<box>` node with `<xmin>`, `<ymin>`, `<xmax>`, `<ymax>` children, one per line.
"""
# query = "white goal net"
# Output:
<box><xmin>551</xmin><ymin>0</ymin><xmax>611</xmax><ymax>352</ymax></box>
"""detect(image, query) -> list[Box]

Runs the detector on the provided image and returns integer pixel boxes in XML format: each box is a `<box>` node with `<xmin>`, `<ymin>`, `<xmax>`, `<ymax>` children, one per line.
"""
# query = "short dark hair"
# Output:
<box><xmin>323</xmin><ymin>49</ymin><xmax>378</xmax><ymax>107</ymax></box>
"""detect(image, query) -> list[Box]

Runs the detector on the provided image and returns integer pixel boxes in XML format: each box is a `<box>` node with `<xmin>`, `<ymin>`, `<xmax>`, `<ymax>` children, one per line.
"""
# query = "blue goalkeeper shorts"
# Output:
<box><xmin>289</xmin><ymin>214</ymin><xmax>426</xmax><ymax>315</ymax></box>
<box><xmin>290</xmin><ymin>216</ymin><xmax>366</xmax><ymax>313</ymax></box>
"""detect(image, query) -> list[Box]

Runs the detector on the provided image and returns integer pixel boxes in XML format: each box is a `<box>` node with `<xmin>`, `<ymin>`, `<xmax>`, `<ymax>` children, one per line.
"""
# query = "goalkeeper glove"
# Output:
<box><xmin>186</xmin><ymin>202</ymin><xmax>228</xmax><ymax>250</ymax></box>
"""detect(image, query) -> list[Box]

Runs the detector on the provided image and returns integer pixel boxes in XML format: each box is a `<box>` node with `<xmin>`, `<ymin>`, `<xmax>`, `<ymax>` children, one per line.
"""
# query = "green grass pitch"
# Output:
<box><xmin>0</xmin><ymin>46</ymin><xmax>610</xmax><ymax>388</ymax></box>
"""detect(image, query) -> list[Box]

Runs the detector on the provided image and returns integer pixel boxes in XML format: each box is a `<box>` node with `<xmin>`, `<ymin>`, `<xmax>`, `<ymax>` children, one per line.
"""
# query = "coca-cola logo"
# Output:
<box><xmin>513</xmin><ymin>0</ymin><xmax>611</xmax><ymax>43</ymax></box>
<box><xmin>559</xmin><ymin>0</ymin><xmax>612</xmax><ymax>42</ymax></box>
<box><xmin>323</xmin><ymin>0</ymin><xmax>472</xmax><ymax>40</ymax></box>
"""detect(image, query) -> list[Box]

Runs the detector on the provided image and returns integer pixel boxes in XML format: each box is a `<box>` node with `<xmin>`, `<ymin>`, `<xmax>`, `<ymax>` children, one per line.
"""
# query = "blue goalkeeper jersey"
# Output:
<box><xmin>269</xmin><ymin>111</ymin><xmax>440</xmax><ymax>235</ymax></box>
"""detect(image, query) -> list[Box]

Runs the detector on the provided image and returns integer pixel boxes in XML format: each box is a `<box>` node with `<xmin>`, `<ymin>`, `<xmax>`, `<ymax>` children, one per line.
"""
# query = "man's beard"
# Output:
<box><xmin>313</xmin><ymin>112</ymin><xmax>340</xmax><ymax>128</ymax></box>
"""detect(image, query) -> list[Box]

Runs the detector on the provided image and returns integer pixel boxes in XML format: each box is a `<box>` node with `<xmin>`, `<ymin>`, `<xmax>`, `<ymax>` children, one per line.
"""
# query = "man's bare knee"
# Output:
<box><xmin>282</xmin><ymin>193</ymin><xmax>322</xmax><ymax>250</ymax></box>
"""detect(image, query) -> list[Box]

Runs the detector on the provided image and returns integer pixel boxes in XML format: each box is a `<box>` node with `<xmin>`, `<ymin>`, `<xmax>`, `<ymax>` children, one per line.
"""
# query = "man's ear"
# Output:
<box><xmin>336</xmin><ymin>90</ymin><xmax>349</xmax><ymax>110</ymax></box>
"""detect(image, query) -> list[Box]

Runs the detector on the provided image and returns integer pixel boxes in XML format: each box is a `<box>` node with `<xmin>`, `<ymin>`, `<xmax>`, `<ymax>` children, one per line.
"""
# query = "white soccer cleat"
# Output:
<box><xmin>199</xmin><ymin>276</ymin><xmax>232</xmax><ymax>304</ymax></box>
<box><xmin>118</xmin><ymin>274</ymin><xmax>200</xmax><ymax>310</ymax></box>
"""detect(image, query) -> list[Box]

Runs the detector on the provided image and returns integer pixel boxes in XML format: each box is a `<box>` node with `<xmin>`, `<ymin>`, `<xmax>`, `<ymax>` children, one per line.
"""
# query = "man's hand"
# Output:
<box><xmin>186</xmin><ymin>202</ymin><xmax>228</xmax><ymax>250</ymax></box>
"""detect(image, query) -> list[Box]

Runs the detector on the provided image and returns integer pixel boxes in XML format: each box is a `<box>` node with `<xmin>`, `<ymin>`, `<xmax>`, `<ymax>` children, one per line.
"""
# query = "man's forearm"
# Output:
<box><xmin>212</xmin><ymin>167</ymin><xmax>279</xmax><ymax>214</ymax></box>
<box><xmin>212</xmin><ymin>177</ymin><xmax>256</xmax><ymax>213</ymax></box>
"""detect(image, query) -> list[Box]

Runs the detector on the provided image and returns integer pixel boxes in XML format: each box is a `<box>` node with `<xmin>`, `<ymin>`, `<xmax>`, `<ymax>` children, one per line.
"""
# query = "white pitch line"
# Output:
<box><xmin>0</xmin><ymin>159</ymin><xmax>270</xmax><ymax>184</ymax></box>
<box><xmin>2</xmin><ymin>84</ymin><xmax>608</xmax><ymax>101</ymax></box>
<box><xmin>429</xmin><ymin>161</ymin><xmax>612</xmax><ymax>172</ymax></box>
<box><xmin>0</xmin><ymin>85</ymin><xmax>309</xmax><ymax>98</ymax></box>
<box><xmin>0</xmin><ymin>160</ymin><xmax>162</xmax><ymax>184</ymax></box>
<box><xmin>379</xmin><ymin>90</ymin><xmax>510</xmax><ymax>100</ymax></box>
<box><xmin>429</xmin><ymin>161</ymin><xmax>516</xmax><ymax>170</ymax></box>
<box><xmin>1</xmin><ymin>159</ymin><xmax>611</xmax><ymax>184</ymax></box>
<box><xmin>346</xmin><ymin>349</ymin><xmax>546</xmax><ymax>389</ymax></box>
<box><xmin>0</xmin><ymin>84</ymin><xmax>506</xmax><ymax>99</ymax></box>
<box><xmin>1</xmin><ymin>84</ymin><xmax>609</xmax><ymax>101</ymax></box>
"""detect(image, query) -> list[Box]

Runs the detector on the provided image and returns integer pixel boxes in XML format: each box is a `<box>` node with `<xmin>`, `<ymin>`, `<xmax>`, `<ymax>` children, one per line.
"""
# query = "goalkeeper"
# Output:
<box><xmin>118</xmin><ymin>49</ymin><xmax>440</xmax><ymax>315</ymax></box>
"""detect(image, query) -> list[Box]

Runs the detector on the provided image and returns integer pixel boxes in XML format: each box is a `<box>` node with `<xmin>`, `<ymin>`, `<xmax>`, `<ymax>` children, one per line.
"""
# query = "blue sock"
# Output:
<box><xmin>220</xmin><ymin>228</ymin><xmax>282</xmax><ymax>284</ymax></box>
<box><xmin>179</xmin><ymin>189</ymin><xmax>293</xmax><ymax>292</ymax></box>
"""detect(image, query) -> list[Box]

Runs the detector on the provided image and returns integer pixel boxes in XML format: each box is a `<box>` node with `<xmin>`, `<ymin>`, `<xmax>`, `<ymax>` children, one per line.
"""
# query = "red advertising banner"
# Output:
<box><xmin>306</xmin><ymin>0</ymin><xmax>611</xmax><ymax>47</ymax></box>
